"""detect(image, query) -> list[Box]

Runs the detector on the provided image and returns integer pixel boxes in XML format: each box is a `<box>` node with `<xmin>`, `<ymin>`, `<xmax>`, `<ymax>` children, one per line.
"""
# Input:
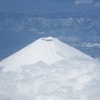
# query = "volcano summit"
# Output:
<box><xmin>0</xmin><ymin>37</ymin><xmax>91</xmax><ymax>72</ymax></box>
<box><xmin>0</xmin><ymin>37</ymin><xmax>100</xmax><ymax>100</ymax></box>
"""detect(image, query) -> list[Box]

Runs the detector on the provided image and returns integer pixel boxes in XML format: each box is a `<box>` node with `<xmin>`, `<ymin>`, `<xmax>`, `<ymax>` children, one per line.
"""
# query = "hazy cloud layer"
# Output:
<box><xmin>0</xmin><ymin>0</ymin><xmax>99</xmax><ymax>11</ymax></box>
<box><xmin>75</xmin><ymin>0</ymin><xmax>93</xmax><ymax>5</ymax></box>
<box><xmin>94</xmin><ymin>2</ymin><xmax>100</xmax><ymax>7</ymax></box>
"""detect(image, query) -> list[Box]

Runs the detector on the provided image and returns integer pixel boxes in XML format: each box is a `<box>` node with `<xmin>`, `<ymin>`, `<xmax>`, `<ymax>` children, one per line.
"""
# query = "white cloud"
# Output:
<box><xmin>0</xmin><ymin>58</ymin><xmax>100</xmax><ymax>100</ymax></box>
<box><xmin>75</xmin><ymin>0</ymin><xmax>93</xmax><ymax>5</ymax></box>
<box><xmin>94</xmin><ymin>2</ymin><xmax>100</xmax><ymax>7</ymax></box>
<box><xmin>82</xmin><ymin>43</ymin><xmax>100</xmax><ymax>47</ymax></box>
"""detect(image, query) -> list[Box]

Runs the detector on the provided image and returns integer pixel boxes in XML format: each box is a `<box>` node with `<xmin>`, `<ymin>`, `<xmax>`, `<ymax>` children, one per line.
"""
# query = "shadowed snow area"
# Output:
<box><xmin>0</xmin><ymin>37</ymin><xmax>100</xmax><ymax>100</ymax></box>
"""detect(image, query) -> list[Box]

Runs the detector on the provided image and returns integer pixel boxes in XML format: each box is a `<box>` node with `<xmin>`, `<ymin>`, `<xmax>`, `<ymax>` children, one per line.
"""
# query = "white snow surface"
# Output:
<box><xmin>0</xmin><ymin>37</ymin><xmax>91</xmax><ymax>72</ymax></box>
<box><xmin>0</xmin><ymin>37</ymin><xmax>100</xmax><ymax>100</ymax></box>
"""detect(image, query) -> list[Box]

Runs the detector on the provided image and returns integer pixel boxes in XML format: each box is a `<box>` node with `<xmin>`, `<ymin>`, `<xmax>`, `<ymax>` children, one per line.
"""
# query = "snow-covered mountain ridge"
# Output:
<box><xmin>0</xmin><ymin>37</ymin><xmax>91</xmax><ymax>72</ymax></box>
<box><xmin>0</xmin><ymin>37</ymin><xmax>100</xmax><ymax>100</ymax></box>
<box><xmin>0</xmin><ymin>11</ymin><xmax>100</xmax><ymax>36</ymax></box>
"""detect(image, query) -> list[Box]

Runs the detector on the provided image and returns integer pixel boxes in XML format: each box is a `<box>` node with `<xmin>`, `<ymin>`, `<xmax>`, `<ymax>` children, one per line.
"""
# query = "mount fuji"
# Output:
<box><xmin>0</xmin><ymin>37</ymin><xmax>100</xmax><ymax>100</ymax></box>
<box><xmin>0</xmin><ymin>37</ymin><xmax>91</xmax><ymax>72</ymax></box>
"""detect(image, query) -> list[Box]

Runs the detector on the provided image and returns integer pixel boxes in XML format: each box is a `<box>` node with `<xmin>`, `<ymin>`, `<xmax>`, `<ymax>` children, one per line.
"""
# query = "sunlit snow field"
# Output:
<box><xmin>0</xmin><ymin>37</ymin><xmax>100</xmax><ymax>100</ymax></box>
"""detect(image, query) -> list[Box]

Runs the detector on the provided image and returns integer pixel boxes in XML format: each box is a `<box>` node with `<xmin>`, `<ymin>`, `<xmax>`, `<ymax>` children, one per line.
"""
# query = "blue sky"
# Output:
<box><xmin>0</xmin><ymin>0</ymin><xmax>100</xmax><ymax>11</ymax></box>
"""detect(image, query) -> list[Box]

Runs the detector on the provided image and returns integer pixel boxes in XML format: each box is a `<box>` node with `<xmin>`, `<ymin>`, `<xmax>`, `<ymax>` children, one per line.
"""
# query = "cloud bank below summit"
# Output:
<box><xmin>0</xmin><ymin>58</ymin><xmax>100</xmax><ymax>100</ymax></box>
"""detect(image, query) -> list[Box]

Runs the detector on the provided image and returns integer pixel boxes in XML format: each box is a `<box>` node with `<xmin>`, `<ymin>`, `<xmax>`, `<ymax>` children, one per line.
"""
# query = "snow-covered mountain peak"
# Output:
<box><xmin>41</xmin><ymin>36</ymin><xmax>54</xmax><ymax>41</ymax></box>
<box><xmin>0</xmin><ymin>37</ymin><xmax>92</xmax><ymax>72</ymax></box>
<box><xmin>0</xmin><ymin>37</ymin><xmax>100</xmax><ymax>100</ymax></box>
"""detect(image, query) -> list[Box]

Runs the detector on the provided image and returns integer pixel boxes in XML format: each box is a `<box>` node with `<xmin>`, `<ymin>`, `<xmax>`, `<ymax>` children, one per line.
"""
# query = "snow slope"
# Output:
<box><xmin>0</xmin><ymin>37</ymin><xmax>91</xmax><ymax>72</ymax></box>
<box><xmin>0</xmin><ymin>37</ymin><xmax>100</xmax><ymax>100</ymax></box>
